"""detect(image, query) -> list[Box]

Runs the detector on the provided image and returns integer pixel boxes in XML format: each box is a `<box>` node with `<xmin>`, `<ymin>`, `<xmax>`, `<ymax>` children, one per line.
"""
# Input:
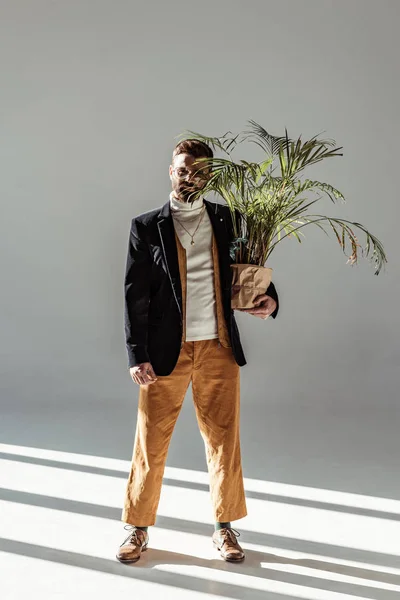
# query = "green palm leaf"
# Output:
<box><xmin>177</xmin><ymin>120</ymin><xmax>387</xmax><ymax>274</ymax></box>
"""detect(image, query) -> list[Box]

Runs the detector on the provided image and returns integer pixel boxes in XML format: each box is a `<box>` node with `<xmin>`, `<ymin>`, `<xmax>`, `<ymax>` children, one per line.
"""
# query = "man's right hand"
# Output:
<box><xmin>129</xmin><ymin>362</ymin><xmax>158</xmax><ymax>386</ymax></box>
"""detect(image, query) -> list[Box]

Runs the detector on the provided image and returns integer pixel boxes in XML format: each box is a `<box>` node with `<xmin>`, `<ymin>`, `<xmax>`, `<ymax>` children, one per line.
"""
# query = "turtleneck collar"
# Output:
<box><xmin>169</xmin><ymin>191</ymin><xmax>205</xmax><ymax>214</ymax></box>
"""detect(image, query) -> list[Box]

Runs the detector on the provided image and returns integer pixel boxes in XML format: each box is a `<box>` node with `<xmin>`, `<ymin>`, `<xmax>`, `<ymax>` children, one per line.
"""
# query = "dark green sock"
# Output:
<box><xmin>215</xmin><ymin>521</ymin><xmax>231</xmax><ymax>531</ymax></box>
<box><xmin>134</xmin><ymin>526</ymin><xmax>149</xmax><ymax>532</ymax></box>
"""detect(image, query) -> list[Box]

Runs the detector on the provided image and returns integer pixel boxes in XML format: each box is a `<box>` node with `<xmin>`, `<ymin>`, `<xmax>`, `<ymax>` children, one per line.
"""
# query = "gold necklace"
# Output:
<box><xmin>173</xmin><ymin>205</ymin><xmax>206</xmax><ymax>245</ymax></box>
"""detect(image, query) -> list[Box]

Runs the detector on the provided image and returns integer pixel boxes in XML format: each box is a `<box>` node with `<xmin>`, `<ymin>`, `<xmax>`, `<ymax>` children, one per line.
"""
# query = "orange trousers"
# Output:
<box><xmin>121</xmin><ymin>338</ymin><xmax>248</xmax><ymax>526</ymax></box>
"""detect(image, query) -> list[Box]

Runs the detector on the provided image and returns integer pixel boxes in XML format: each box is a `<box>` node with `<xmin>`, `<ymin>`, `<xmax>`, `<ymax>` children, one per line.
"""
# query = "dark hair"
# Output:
<box><xmin>172</xmin><ymin>138</ymin><xmax>213</xmax><ymax>171</ymax></box>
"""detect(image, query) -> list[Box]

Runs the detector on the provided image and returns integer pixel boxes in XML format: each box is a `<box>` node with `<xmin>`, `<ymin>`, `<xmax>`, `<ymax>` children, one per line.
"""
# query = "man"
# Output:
<box><xmin>117</xmin><ymin>139</ymin><xmax>279</xmax><ymax>564</ymax></box>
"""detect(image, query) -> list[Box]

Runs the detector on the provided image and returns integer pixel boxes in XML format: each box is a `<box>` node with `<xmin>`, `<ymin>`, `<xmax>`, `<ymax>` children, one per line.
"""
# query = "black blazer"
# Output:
<box><xmin>124</xmin><ymin>198</ymin><xmax>279</xmax><ymax>375</ymax></box>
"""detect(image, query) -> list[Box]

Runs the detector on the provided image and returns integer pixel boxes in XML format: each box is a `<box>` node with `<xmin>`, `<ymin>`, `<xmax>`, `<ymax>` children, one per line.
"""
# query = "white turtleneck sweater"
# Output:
<box><xmin>169</xmin><ymin>191</ymin><xmax>219</xmax><ymax>341</ymax></box>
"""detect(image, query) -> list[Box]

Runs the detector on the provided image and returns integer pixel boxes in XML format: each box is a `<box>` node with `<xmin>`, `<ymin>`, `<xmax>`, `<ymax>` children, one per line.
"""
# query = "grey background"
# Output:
<box><xmin>1</xmin><ymin>0</ymin><xmax>399</xmax><ymax>510</ymax></box>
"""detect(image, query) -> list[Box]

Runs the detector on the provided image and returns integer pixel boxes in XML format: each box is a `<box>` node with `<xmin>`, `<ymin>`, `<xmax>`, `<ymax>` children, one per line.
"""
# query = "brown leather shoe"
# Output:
<box><xmin>212</xmin><ymin>527</ymin><xmax>245</xmax><ymax>562</ymax></box>
<box><xmin>116</xmin><ymin>525</ymin><xmax>149</xmax><ymax>563</ymax></box>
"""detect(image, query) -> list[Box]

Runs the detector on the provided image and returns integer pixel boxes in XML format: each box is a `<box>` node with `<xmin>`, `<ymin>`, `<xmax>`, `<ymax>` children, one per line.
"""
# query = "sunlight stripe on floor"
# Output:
<box><xmin>0</xmin><ymin>551</ymin><xmax>217</xmax><ymax>600</ymax></box>
<box><xmin>0</xmin><ymin>458</ymin><xmax>399</xmax><ymax>556</ymax></box>
<box><xmin>2</xmin><ymin>498</ymin><xmax>399</xmax><ymax>595</ymax></box>
<box><xmin>0</xmin><ymin>443</ymin><xmax>399</xmax><ymax>515</ymax></box>
<box><xmin>156</xmin><ymin>563</ymin><xmax>392</xmax><ymax>600</ymax></box>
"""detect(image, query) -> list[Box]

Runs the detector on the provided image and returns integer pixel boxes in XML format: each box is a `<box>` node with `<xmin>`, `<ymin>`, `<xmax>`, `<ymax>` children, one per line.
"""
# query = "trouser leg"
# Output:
<box><xmin>192</xmin><ymin>339</ymin><xmax>247</xmax><ymax>522</ymax></box>
<box><xmin>121</xmin><ymin>343</ymin><xmax>193</xmax><ymax>526</ymax></box>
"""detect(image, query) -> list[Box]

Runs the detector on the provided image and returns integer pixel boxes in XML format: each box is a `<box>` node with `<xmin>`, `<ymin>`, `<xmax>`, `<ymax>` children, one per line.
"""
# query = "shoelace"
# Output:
<box><xmin>218</xmin><ymin>527</ymin><xmax>241</xmax><ymax>547</ymax></box>
<box><xmin>120</xmin><ymin>524</ymin><xmax>146</xmax><ymax>547</ymax></box>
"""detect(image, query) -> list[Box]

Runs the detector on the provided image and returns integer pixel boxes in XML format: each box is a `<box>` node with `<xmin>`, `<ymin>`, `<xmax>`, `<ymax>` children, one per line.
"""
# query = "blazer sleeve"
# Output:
<box><xmin>230</xmin><ymin>207</ymin><xmax>280</xmax><ymax>319</ymax></box>
<box><xmin>124</xmin><ymin>218</ymin><xmax>151</xmax><ymax>369</ymax></box>
<box><xmin>266</xmin><ymin>280</ymin><xmax>279</xmax><ymax>319</ymax></box>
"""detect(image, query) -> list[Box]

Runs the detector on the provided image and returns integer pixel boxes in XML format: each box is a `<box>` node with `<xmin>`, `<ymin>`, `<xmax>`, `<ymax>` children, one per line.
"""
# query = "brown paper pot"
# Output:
<box><xmin>230</xmin><ymin>263</ymin><xmax>273</xmax><ymax>309</ymax></box>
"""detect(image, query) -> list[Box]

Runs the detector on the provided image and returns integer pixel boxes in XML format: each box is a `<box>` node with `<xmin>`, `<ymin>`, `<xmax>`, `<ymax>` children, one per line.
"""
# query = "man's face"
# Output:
<box><xmin>169</xmin><ymin>153</ymin><xmax>211</xmax><ymax>203</ymax></box>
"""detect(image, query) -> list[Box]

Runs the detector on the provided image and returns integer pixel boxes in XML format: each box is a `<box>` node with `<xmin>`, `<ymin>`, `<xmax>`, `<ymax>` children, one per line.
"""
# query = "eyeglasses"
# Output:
<box><xmin>172</xmin><ymin>167</ymin><xmax>209</xmax><ymax>181</ymax></box>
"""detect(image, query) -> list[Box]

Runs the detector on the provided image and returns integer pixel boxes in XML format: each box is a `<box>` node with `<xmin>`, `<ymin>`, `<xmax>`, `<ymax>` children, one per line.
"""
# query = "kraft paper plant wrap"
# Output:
<box><xmin>231</xmin><ymin>264</ymin><xmax>273</xmax><ymax>309</ymax></box>
<box><xmin>228</xmin><ymin>232</ymin><xmax>273</xmax><ymax>308</ymax></box>
<box><xmin>174</xmin><ymin>121</ymin><xmax>388</xmax><ymax>309</ymax></box>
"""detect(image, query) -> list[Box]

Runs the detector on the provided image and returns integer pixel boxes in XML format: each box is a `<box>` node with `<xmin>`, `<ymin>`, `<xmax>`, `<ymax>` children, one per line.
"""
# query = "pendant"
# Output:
<box><xmin>191</xmin><ymin>240</ymin><xmax>195</xmax><ymax>245</ymax></box>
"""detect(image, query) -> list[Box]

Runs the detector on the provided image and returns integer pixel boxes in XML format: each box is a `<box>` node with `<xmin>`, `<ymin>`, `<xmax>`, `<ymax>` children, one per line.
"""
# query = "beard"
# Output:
<box><xmin>176</xmin><ymin>183</ymin><xmax>198</xmax><ymax>202</ymax></box>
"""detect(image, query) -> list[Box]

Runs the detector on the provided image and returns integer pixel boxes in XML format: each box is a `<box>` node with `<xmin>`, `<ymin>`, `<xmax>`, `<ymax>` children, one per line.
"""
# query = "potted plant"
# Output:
<box><xmin>175</xmin><ymin>121</ymin><xmax>388</xmax><ymax>309</ymax></box>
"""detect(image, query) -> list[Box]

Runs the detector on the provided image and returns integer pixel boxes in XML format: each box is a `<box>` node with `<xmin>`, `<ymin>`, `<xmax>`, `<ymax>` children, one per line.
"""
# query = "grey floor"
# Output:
<box><xmin>1</xmin><ymin>383</ymin><xmax>399</xmax><ymax>600</ymax></box>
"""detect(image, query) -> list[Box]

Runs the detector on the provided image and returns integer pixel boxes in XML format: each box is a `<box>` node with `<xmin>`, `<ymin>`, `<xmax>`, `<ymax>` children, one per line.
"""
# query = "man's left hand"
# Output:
<box><xmin>236</xmin><ymin>294</ymin><xmax>277</xmax><ymax>319</ymax></box>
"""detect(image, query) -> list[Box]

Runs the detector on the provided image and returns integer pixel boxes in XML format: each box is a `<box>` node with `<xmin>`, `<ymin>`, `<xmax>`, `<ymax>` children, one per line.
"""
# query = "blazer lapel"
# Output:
<box><xmin>157</xmin><ymin>201</ymin><xmax>183</xmax><ymax>317</ymax></box>
<box><xmin>204</xmin><ymin>199</ymin><xmax>232</xmax><ymax>290</ymax></box>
